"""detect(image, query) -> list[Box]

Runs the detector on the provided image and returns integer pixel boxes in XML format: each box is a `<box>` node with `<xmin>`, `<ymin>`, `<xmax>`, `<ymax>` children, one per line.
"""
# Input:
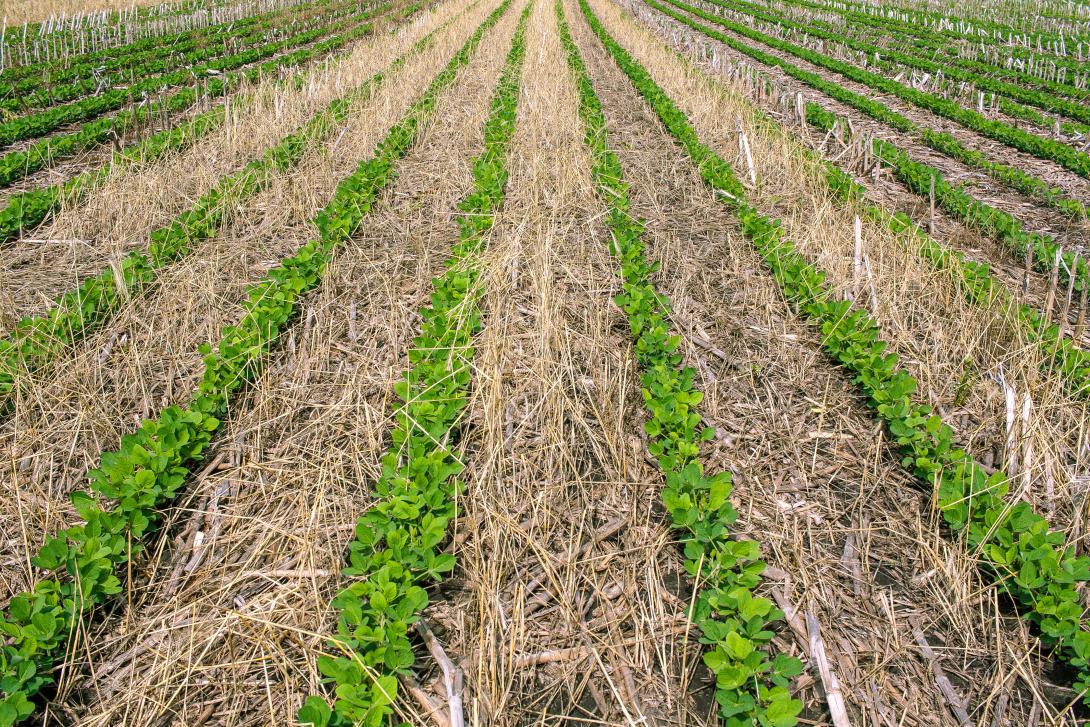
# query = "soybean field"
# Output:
<box><xmin>0</xmin><ymin>0</ymin><xmax>1088</xmax><ymax>723</ymax></box>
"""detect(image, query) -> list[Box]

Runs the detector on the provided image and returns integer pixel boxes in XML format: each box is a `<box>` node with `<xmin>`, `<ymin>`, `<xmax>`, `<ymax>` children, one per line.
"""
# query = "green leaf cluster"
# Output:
<box><xmin>797</xmin><ymin>105</ymin><xmax>1090</xmax><ymax>399</ymax></box>
<box><xmin>0</xmin><ymin>2</ymin><xmax>391</xmax><ymax>189</ymax></box>
<box><xmin>0</xmin><ymin>0</ymin><xmax>433</xmax><ymax>246</ymax></box>
<box><xmin>698</xmin><ymin>0</ymin><xmax>1090</xmax><ymax>129</ymax></box>
<box><xmin>650</xmin><ymin>0</ymin><xmax>1088</xmax><ymax>220</ymax></box>
<box><xmin>581</xmin><ymin>0</ymin><xmax>1090</xmax><ymax>705</ymax></box>
<box><xmin>564</xmin><ymin>2</ymin><xmax>803</xmax><ymax>725</ymax></box>
<box><xmin>647</xmin><ymin>0</ymin><xmax>1090</xmax><ymax>180</ymax></box>
<box><xmin>0</xmin><ymin>1</ymin><xmax>437</xmax><ymax>410</ymax></box>
<box><xmin>0</xmin><ymin>0</ymin><xmax>324</xmax><ymax>87</ymax></box>
<box><xmin>765</xmin><ymin>0</ymin><xmax>1090</xmax><ymax>88</ymax></box>
<box><xmin>299</xmin><ymin>3</ymin><xmax>528</xmax><ymax>724</ymax></box>
<box><xmin>0</xmin><ymin>4</ymin><xmax>448</xmax><ymax>722</ymax></box>
<box><xmin>650</xmin><ymin>6</ymin><xmax>1090</xmax><ymax>402</ymax></box>
<box><xmin>0</xmin><ymin>0</ymin><xmax>367</xmax><ymax>113</ymax></box>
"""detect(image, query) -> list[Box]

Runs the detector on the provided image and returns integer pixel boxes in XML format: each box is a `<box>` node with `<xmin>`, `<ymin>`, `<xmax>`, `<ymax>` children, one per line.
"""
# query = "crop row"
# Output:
<box><xmin>0</xmin><ymin>0</ymin><xmax>305</xmax><ymax>86</ymax></box>
<box><xmin>779</xmin><ymin>0</ymin><xmax>1090</xmax><ymax>50</ymax></box>
<box><xmin>916</xmin><ymin>128</ymin><xmax>1088</xmax><ymax>220</ymax></box>
<box><xmin>0</xmin><ymin>0</ymin><xmax>324</xmax><ymax>101</ymax></box>
<box><xmin>646</xmin><ymin>0</ymin><xmax>1088</xmax><ymax>225</ymax></box>
<box><xmin>767</xmin><ymin>0</ymin><xmax>1090</xmax><ymax>96</ymax></box>
<box><xmin>793</xmin><ymin>104</ymin><xmax>1090</xmax><ymax>398</ymax></box>
<box><xmin>0</xmin><ymin>0</ymin><xmax>390</xmax><ymax>150</ymax></box>
<box><xmin>649</xmin><ymin>0</ymin><xmax>1090</xmax><ymax>294</ymax></box>
<box><xmin>868</xmin><ymin>130</ymin><xmax>1090</xmax><ymax>292</ymax></box>
<box><xmin>0</xmin><ymin>0</ymin><xmax>434</xmax><ymax>245</ymax></box>
<box><xmin>0</xmin><ymin>0</ymin><xmax>493</xmax><ymax>722</ymax></box>
<box><xmin>664</xmin><ymin>1</ymin><xmax>1090</xmax><ymax>221</ymax></box>
<box><xmin>7</xmin><ymin>0</ymin><xmax>222</xmax><ymax>44</ymax></box>
<box><xmin>648</xmin><ymin>0</ymin><xmax>1090</xmax><ymax>183</ymax></box>
<box><xmin>16</xmin><ymin>0</ymin><xmax>286</xmax><ymax>43</ymax></box>
<box><xmin>684</xmin><ymin>0</ymin><xmax>1090</xmax><ymax>176</ymax></box>
<box><xmin>895</xmin><ymin>43</ymin><xmax>1088</xmax><ymax>105</ymax></box>
<box><xmin>560</xmin><ymin>2</ymin><xmax>802</xmax><ymax>725</ymax></box>
<box><xmin>592</xmin><ymin>0</ymin><xmax>1090</xmax><ymax>705</ymax></box>
<box><xmin>0</xmin><ymin>1</ymin><xmax>401</xmax><ymax>191</ymax></box>
<box><xmin>0</xmin><ymin>0</ymin><xmax>314</xmax><ymax>77</ymax></box>
<box><xmin>702</xmin><ymin>0</ymin><xmax>1090</xmax><ymax>130</ymax></box>
<box><xmin>915</xmin><ymin>42</ymin><xmax>1090</xmax><ymax>97</ymax></box>
<box><xmin>0</xmin><ymin>0</ymin><xmax>432</xmax><ymax>413</ymax></box>
<box><xmin>0</xmin><ymin>0</ymin><xmax>366</xmax><ymax>113</ymax></box>
<box><xmin>0</xmin><ymin>107</ymin><xmax>227</xmax><ymax>245</ymax></box>
<box><xmin>297</xmin><ymin>1</ymin><xmax>524</xmax><ymax>725</ymax></box>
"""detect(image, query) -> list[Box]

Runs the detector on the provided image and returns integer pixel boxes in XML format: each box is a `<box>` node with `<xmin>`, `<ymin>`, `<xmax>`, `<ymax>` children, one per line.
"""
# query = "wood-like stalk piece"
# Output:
<box><xmin>912</xmin><ymin>625</ymin><xmax>974</xmax><ymax>726</ymax></box>
<box><xmin>1044</xmin><ymin>248</ymin><xmax>1062</xmax><ymax>323</ymax></box>
<box><xmin>417</xmin><ymin>619</ymin><xmax>465</xmax><ymax>727</ymax></box>
<box><xmin>805</xmin><ymin>612</ymin><xmax>851</xmax><ymax>727</ymax></box>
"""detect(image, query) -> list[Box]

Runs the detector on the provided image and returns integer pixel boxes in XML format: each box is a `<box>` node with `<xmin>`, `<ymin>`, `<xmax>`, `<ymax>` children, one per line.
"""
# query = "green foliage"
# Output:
<box><xmin>866</xmin><ymin>134</ymin><xmax>1090</xmax><ymax>291</ymax></box>
<box><xmin>0</xmin><ymin>2</ymin><xmax>435</xmax><ymax>410</ymax></box>
<box><xmin>647</xmin><ymin>0</ymin><xmax>1090</xmax><ymax>179</ymax></box>
<box><xmin>750</xmin><ymin>185</ymin><xmax>1090</xmax><ymax>692</ymax></box>
<box><xmin>0</xmin><ymin>0</ymin><xmax>327</xmax><ymax>87</ymax></box>
<box><xmin>797</xmin><ymin>105</ymin><xmax>1090</xmax><ymax>398</ymax></box>
<box><xmin>0</xmin><ymin>10</ymin><xmax>352</xmax><ymax>147</ymax></box>
<box><xmin>0</xmin><ymin>2</ymin><xmax>391</xmax><ymax>189</ymax></box>
<box><xmin>765</xmin><ymin>0</ymin><xmax>1090</xmax><ymax>91</ymax></box>
<box><xmin>0</xmin><ymin>4</ymin><xmax>453</xmax><ymax>723</ymax></box>
<box><xmin>0</xmin><ymin>0</ymin><xmax>367</xmax><ymax>113</ymax></box>
<box><xmin>919</xmin><ymin>129</ymin><xmax>1087</xmax><ymax>220</ymax></box>
<box><xmin>699</xmin><ymin>0</ymin><xmax>1090</xmax><ymax>129</ymax></box>
<box><xmin>298</xmin><ymin>3</ymin><xmax>527</xmax><ymax>723</ymax></box>
<box><xmin>582</xmin><ymin>0</ymin><xmax>1090</xmax><ymax>705</ymax></box>
<box><xmin>0</xmin><ymin>103</ymin><xmax>221</xmax><ymax>245</ymax></box>
<box><xmin>566</xmin><ymin>2</ymin><xmax>802</xmax><ymax>725</ymax></box>
<box><xmin>0</xmin><ymin>0</ymin><xmax>434</xmax><ymax>246</ymax></box>
<box><xmin>650</xmin><ymin>0</ymin><xmax>1090</xmax><ymax>403</ymax></box>
<box><xmin>649</xmin><ymin>0</ymin><xmax>1088</xmax><ymax>220</ymax></box>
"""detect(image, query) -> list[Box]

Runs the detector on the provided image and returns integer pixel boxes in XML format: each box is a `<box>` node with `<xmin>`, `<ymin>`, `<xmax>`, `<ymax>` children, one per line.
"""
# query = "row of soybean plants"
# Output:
<box><xmin>645</xmin><ymin>0</ymin><xmax>1088</xmax><ymax>222</ymax></box>
<box><xmin>647</xmin><ymin>0</ymin><xmax>1090</xmax><ymax>180</ymax></box>
<box><xmin>556</xmin><ymin>1</ymin><xmax>803</xmax><ymax>725</ymax></box>
<box><xmin>758</xmin><ymin>0</ymin><xmax>1090</xmax><ymax>97</ymax></box>
<box><xmin>645</xmin><ymin>0</ymin><xmax>1090</xmax><ymax>399</ymax></box>
<box><xmin>808</xmin><ymin>104</ymin><xmax>1090</xmax><ymax>398</ymax></box>
<box><xmin>0</xmin><ymin>0</ymin><xmax>362</xmax><ymax>114</ymax></box>
<box><xmin>0</xmin><ymin>0</ymin><xmax>433</xmax><ymax>245</ymax></box>
<box><xmin>0</xmin><ymin>10</ymin><xmax>253</xmax><ymax>97</ymax></box>
<box><xmin>0</xmin><ymin>0</ymin><xmax>392</xmax><ymax>150</ymax></box>
<box><xmin>701</xmin><ymin>0</ymin><xmax>1090</xmax><ymax>130</ymax></box>
<box><xmin>0</xmin><ymin>0</ymin><xmax>405</xmax><ymax>190</ymax></box>
<box><xmin>0</xmin><ymin>0</ymin><xmax>323</xmax><ymax>105</ymax></box>
<box><xmin>0</xmin><ymin>0</ymin><xmax>294</xmax><ymax>84</ymax></box>
<box><xmin>20</xmin><ymin>0</ymin><xmax>277</xmax><ymax>42</ymax></box>
<box><xmin>583</xmin><ymin>0</ymin><xmax>1090</xmax><ymax>710</ymax></box>
<box><xmin>773</xmin><ymin>0</ymin><xmax>1090</xmax><ymax>53</ymax></box>
<box><xmin>299</xmin><ymin>3</ymin><xmax>527</xmax><ymax>723</ymax></box>
<box><xmin>0</xmin><ymin>0</ymin><xmax>313</xmax><ymax>74</ymax></box>
<box><xmin>0</xmin><ymin>1</ymin><xmax>507</xmax><ymax>723</ymax></box>
<box><xmin>0</xmin><ymin>0</ymin><xmax>238</xmax><ymax>67</ymax></box>
<box><xmin>0</xmin><ymin>0</ymin><xmax>435</xmax><ymax>411</ymax></box>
